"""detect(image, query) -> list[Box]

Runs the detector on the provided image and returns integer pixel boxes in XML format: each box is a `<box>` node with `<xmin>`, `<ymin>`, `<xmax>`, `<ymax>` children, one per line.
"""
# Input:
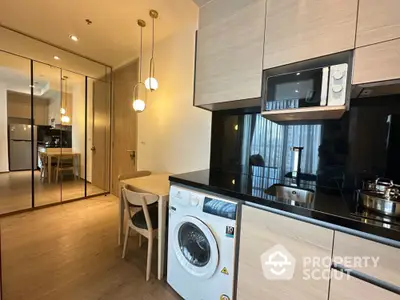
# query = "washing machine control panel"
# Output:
<box><xmin>203</xmin><ymin>197</ymin><xmax>237</xmax><ymax>220</ymax></box>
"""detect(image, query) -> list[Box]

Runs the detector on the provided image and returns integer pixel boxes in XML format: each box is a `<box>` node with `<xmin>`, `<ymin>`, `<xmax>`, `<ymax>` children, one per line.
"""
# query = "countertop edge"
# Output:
<box><xmin>245</xmin><ymin>202</ymin><xmax>400</xmax><ymax>249</ymax></box>
<box><xmin>169</xmin><ymin>176</ymin><xmax>400</xmax><ymax>247</ymax></box>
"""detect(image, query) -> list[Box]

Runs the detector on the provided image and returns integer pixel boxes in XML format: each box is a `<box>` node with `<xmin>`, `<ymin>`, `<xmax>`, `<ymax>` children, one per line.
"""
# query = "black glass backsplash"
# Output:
<box><xmin>210</xmin><ymin>94</ymin><xmax>400</xmax><ymax>191</ymax></box>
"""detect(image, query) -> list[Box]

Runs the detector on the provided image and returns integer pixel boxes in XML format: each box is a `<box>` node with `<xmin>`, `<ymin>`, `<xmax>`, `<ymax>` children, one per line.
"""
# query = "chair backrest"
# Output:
<box><xmin>118</xmin><ymin>170</ymin><xmax>151</xmax><ymax>181</ymax></box>
<box><xmin>57</xmin><ymin>154</ymin><xmax>75</xmax><ymax>168</ymax></box>
<box><xmin>39</xmin><ymin>152</ymin><xmax>47</xmax><ymax>165</ymax></box>
<box><xmin>122</xmin><ymin>186</ymin><xmax>159</xmax><ymax>231</ymax></box>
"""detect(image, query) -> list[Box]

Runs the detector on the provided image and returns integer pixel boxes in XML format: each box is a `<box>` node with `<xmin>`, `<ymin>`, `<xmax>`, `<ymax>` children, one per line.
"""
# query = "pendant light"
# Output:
<box><xmin>132</xmin><ymin>19</ymin><xmax>147</xmax><ymax>112</ymax></box>
<box><xmin>144</xmin><ymin>10</ymin><xmax>159</xmax><ymax>91</ymax></box>
<box><xmin>61</xmin><ymin>76</ymin><xmax>70</xmax><ymax>123</ymax></box>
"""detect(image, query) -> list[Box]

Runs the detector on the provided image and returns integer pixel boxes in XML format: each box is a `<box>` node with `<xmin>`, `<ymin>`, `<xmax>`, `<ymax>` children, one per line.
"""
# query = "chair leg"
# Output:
<box><xmin>122</xmin><ymin>224</ymin><xmax>130</xmax><ymax>259</ymax></box>
<box><xmin>146</xmin><ymin>233</ymin><xmax>153</xmax><ymax>281</ymax></box>
<box><xmin>138</xmin><ymin>234</ymin><xmax>142</xmax><ymax>248</ymax></box>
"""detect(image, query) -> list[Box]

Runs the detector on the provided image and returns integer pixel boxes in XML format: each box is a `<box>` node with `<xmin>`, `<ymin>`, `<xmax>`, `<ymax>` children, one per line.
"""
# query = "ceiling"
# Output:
<box><xmin>0</xmin><ymin>0</ymin><xmax>199</xmax><ymax>69</ymax></box>
<box><xmin>192</xmin><ymin>0</ymin><xmax>213</xmax><ymax>7</ymax></box>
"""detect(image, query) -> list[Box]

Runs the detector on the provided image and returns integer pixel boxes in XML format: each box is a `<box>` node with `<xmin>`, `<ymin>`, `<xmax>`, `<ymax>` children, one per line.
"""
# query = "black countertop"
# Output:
<box><xmin>169</xmin><ymin>169</ymin><xmax>400</xmax><ymax>244</ymax></box>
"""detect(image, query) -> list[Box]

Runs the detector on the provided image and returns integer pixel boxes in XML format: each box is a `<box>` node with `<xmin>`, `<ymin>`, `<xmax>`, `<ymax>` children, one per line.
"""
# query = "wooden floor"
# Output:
<box><xmin>0</xmin><ymin>171</ymin><xmax>105</xmax><ymax>214</ymax></box>
<box><xmin>1</xmin><ymin>195</ymin><xmax>180</xmax><ymax>300</ymax></box>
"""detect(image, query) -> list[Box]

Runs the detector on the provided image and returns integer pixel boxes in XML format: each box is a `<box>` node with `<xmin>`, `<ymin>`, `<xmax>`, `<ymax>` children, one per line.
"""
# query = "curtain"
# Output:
<box><xmin>249</xmin><ymin>99</ymin><xmax>322</xmax><ymax>195</ymax></box>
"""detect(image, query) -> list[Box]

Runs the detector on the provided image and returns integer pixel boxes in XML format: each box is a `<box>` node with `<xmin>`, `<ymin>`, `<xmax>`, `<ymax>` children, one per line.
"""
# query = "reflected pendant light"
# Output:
<box><xmin>133</xmin><ymin>19</ymin><xmax>147</xmax><ymax>112</ymax></box>
<box><xmin>61</xmin><ymin>76</ymin><xmax>70</xmax><ymax>123</ymax></box>
<box><xmin>144</xmin><ymin>9</ymin><xmax>159</xmax><ymax>91</ymax></box>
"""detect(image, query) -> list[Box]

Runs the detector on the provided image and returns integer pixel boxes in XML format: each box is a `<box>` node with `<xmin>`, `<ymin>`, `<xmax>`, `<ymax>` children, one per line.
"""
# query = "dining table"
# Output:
<box><xmin>119</xmin><ymin>173</ymin><xmax>171</xmax><ymax>280</ymax></box>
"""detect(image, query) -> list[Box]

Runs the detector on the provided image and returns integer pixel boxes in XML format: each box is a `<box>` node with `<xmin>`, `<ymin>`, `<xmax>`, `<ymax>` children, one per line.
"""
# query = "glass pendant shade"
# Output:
<box><xmin>146</xmin><ymin>10</ymin><xmax>159</xmax><ymax>92</ymax></box>
<box><xmin>61</xmin><ymin>115</ymin><xmax>70</xmax><ymax>123</ymax></box>
<box><xmin>132</xmin><ymin>81</ymin><xmax>147</xmax><ymax>113</ymax></box>
<box><xmin>145</xmin><ymin>77</ymin><xmax>158</xmax><ymax>91</ymax></box>
<box><xmin>132</xmin><ymin>19</ymin><xmax>147</xmax><ymax>112</ymax></box>
<box><xmin>132</xmin><ymin>99</ymin><xmax>146</xmax><ymax>112</ymax></box>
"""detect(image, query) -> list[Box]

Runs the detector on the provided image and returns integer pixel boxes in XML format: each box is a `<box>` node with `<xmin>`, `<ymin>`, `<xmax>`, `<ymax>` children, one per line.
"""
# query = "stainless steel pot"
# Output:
<box><xmin>362</xmin><ymin>177</ymin><xmax>393</xmax><ymax>194</ymax></box>
<box><xmin>357</xmin><ymin>190</ymin><xmax>400</xmax><ymax>217</ymax></box>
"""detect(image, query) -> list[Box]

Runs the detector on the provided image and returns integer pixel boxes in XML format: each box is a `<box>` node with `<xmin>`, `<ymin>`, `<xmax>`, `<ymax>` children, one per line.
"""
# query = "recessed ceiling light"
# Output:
<box><xmin>69</xmin><ymin>34</ymin><xmax>79</xmax><ymax>42</ymax></box>
<box><xmin>54</xmin><ymin>55</ymin><xmax>60</xmax><ymax>60</ymax></box>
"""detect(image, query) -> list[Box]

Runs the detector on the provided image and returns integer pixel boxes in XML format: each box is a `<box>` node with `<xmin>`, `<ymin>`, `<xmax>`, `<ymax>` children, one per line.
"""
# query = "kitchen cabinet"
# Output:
<box><xmin>329</xmin><ymin>269</ymin><xmax>399</xmax><ymax>300</ymax></box>
<box><xmin>356</xmin><ymin>0</ymin><xmax>400</xmax><ymax>47</ymax></box>
<box><xmin>263</xmin><ymin>0</ymin><xmax>358</xmax><ymax>69</ymax></box>
<box><xmin>7</xmin><ymin>91</ymin><xmax>49</xmax><ymax>125</ymax></box>
<box><xmin>353</xmin><ymin>38</ymin><xmax>400</xmax><ymax>84</ymax></box>
<box><xmin>332</xmin><ymin>231</ymin><xmax>400</xmax><ymax>287</ymax></box>
<box><xmin>237</xmin><ymin>205</ymin><xmax>334</xmax><ymax>300</ymax></box>
<box><xmin>194</xmin><ymin>0</ymin><xmax>265</xmax><ymax>108</ymax></box>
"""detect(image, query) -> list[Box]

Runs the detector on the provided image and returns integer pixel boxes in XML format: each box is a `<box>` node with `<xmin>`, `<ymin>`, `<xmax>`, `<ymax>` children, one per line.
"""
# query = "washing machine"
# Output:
<box><xmin>167</xmin><ymin>185</ymin><xmax>238</xmax><ymax>300</ymax></box>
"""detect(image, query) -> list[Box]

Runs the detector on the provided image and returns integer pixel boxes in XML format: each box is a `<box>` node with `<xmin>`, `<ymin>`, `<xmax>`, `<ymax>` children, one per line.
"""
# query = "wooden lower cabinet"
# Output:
<box><xmin>237</xmin><ymin>205</ymin><xmax>334</xmax><ymax>300</ymax></box>
<box><xmin>332</xmin><ymin>232</ymin><xmax>400</xmax><ymax>287</ymax></box>
<box><xmin>329</xmin><ymin>270</ymin><xmax>399</xmax><ymax>300</ymax></box>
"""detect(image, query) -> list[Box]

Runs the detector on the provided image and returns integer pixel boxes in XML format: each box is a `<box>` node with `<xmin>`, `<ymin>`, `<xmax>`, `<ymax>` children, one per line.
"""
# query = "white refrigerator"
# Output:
<box><xmin>9</xmin><ymin>124</ymin><xmax>37</xmax><ymax>171</ymax></box>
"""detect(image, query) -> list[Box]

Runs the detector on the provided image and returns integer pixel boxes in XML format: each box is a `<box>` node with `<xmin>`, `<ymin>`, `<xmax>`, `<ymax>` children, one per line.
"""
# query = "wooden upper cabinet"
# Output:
<box><xmin>353</xmin><ymin>38</ymin><xmax>400</xmax><ymax>84</ymax></box>
<box><xmin>329</xmin><ymin>270</ymin><xmax>400</xmax><ymax>300</ymax></box>
<box><xmin>194</xmin><ymin>0</ymin><xmax>265</xmax><ymax>107</ymax></box>
<box><xmin>237</xmin><ymin>205</ymin><xmax>334</xmax><ymax>300</ymax></box>
<box><xmin>263</xmin><ymin>0</ymin><xmax>358</xmax><ymax>69</ymax></box>
<box><xmin>356</xmin><ymin>0</ymin><xmax>400</xmax><ymax>47</ymax></box>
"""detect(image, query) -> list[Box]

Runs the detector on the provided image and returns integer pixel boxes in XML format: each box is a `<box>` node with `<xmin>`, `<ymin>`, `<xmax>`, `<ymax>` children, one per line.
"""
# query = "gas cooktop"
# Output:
<box><xmin>350</xmin><ymin>208</ymin><xmax>400</xmax><ymax>231</ymax></box>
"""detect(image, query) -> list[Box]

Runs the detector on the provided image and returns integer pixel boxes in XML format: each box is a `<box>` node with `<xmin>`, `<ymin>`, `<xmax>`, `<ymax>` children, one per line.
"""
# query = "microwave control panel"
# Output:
<box><xmin>327</xmin><ymin>63</ymin><xmax>348</xmax><ymax>106</ymax></box>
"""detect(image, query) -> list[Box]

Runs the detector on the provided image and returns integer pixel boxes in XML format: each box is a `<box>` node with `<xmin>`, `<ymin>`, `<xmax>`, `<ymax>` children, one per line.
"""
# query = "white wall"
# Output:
<box><xmin>0</xmin><ymin>84</ymin><xmax>9</xmax><ymax>172</ymax></box>
<box><xmin>48</xmin><ymin>97</ymin><xmax>61</xmax><ymax>125</ymax></box>
<box><xmin>137</xmin><ymin>10</ymin><xmax>212</xmax><ymax>174</ymax></box>
<box><xmin>72</xmin><ymin>82</ymin><xmax>93</xmax><ymax>181</ymax></box>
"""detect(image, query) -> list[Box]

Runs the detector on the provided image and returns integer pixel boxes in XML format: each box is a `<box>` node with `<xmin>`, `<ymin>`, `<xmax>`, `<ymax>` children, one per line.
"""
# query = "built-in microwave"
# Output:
<box><xmin>263</xmin><ymin>63</ymin><xmax>348</xmax><ymax>112</ymax></box>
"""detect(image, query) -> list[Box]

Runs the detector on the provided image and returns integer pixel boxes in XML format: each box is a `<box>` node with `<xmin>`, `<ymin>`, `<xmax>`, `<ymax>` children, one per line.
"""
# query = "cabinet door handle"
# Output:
<box><xmin>332</xmin><ymin>263</ymin><xmax>400</xmax><ymax>295</ymax></box>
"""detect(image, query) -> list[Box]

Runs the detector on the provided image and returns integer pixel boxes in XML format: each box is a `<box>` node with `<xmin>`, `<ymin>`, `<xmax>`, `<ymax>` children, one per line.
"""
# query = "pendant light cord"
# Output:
<box><xmin>139</xmin><ymin>25</ymin><xmax>143</xmax><ymax>83</ymax></box>
<box><xmin>151</xmin><ymin>17</ymin><xmax>155</xmax><ymax>60</ymax></box>
<box><xmin>151</xmin><ymin>16</ymin><xmax>155</xmax><ymax>78</ymax></box>
<box><xmin>65</xmin><ymin>79</ymin><xmax>67</xmax><ymax>114</ymax></box>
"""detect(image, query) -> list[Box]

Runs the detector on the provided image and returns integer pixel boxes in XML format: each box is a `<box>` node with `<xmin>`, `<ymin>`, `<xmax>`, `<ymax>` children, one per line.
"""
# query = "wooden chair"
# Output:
<box><xmin>38</xmin><ymin>152</ymin><xmax>48</xmax><ymax>181</ymax></box>
<box><xmin>121</xmin><ymin>186</ymin><xmax>159</xmax><ymax>281</ymax></box>
<box><xmin>38</xmin><ymin>152</ymin><xmax>56</xmax><ymax>181</ymax></box>
<box><xmin>118</xmin><ymin>171</ymin><xmax>152</xmax><ymax>246</ymax></box>
<box><xmin>55</xmin><ymin>154</ymin><xmax>78</xmax><ymax>182</ymax></box>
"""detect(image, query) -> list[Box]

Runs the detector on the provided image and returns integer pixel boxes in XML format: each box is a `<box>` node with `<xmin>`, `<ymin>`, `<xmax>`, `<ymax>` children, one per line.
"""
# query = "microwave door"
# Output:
<box><xmin>266</xmin><ymin>67</ymin><xmax>326</xmax><ymax>111</ymax></box>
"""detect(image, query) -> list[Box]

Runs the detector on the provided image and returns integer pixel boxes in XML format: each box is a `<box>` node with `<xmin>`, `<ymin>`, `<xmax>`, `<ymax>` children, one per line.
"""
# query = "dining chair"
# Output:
<box><xmin>55</xmin><ymin>154</ymin><xmax>77</xmax><ymax>182</ymax></box>
<box><xmin>121</xmin><ymin>186</ymin><xmax>159</xmax><ymax>281</ymax></box>
<box><xmin>38</xmin><ymin>152</ymin><xmax>57</xmax><ymax>181</ymax></box>
<box><xmin>38</xmin><ymin>152</ymin><xmax>48</xmax><ymax>181</ymax></box>
<box><xmin>118</xmin><ymin>171</ymin><xmax>152</xmax><ymax>247</ymax></box>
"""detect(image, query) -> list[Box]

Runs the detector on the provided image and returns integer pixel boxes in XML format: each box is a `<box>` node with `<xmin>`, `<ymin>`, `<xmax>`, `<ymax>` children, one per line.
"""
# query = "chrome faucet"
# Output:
<box><xmin>291</xmin><ymin>147</ymin><xmax>304</xmax><ymax>185</ymax></box>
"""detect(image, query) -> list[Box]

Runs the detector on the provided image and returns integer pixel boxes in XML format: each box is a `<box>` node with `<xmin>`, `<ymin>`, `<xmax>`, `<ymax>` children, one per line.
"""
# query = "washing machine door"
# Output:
<box><xmin>173</xmin><ymin>215</ymin><xmax>219</xmax><ymax>279</ymax></box>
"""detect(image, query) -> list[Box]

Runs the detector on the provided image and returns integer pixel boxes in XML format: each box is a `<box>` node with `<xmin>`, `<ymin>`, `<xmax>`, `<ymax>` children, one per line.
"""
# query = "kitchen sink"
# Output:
<box><xmin>264</xmin><ymin>184</ymin><xmax>315</xmax><ymax>204</ymax></box>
